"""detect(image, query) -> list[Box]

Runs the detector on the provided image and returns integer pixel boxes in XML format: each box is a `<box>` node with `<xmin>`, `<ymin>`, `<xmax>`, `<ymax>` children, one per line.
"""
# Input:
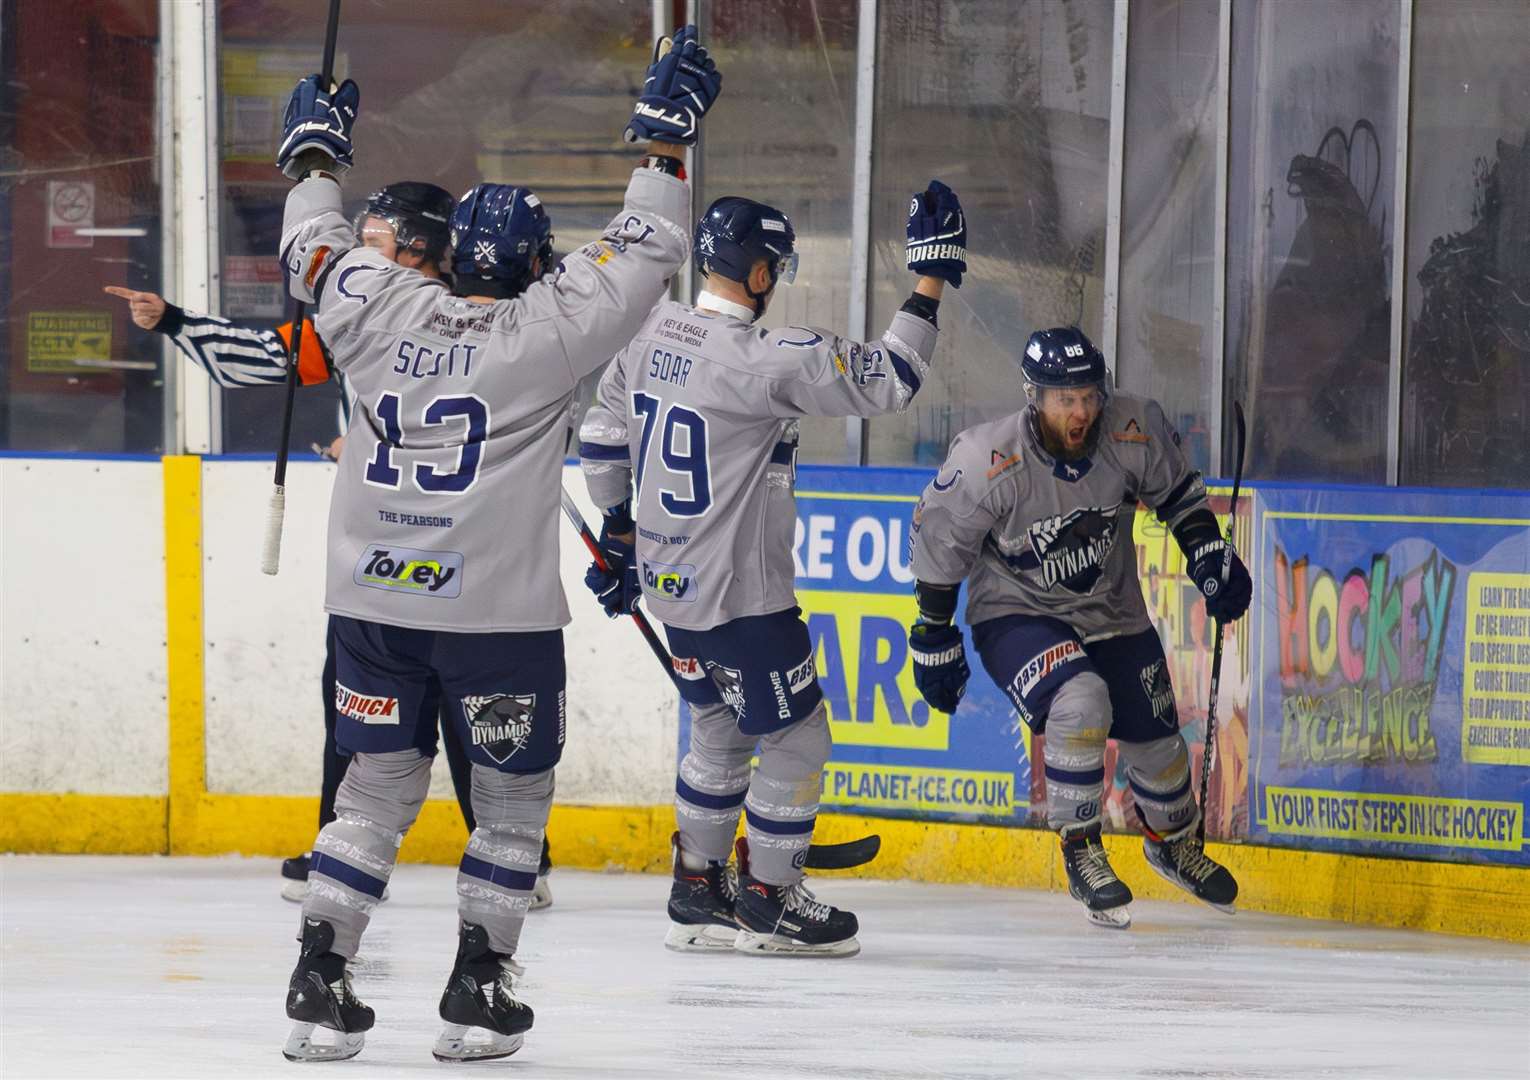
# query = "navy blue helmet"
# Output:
<box><xmin>1020</xmin><ymin>327</ymin><xmax>1108</xmax><ymax>391</ymax></box>
<box><xmin>355</xmin><ymin>181</ymin><xmax>454</xmax><ymax>262</ymax></box>
<box><xmin>448</xmin><ymin>184</ymin><xmax>554</xmax><ymax>298</ymax></box>
<box><xmin>694</xmin><ymin>196</ymin><xmax>797</xmax><ymax>320</ymax></box>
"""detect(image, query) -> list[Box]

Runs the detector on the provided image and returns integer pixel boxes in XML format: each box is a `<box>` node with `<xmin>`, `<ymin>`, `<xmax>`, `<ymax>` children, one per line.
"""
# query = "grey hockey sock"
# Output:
<box><xmin>457</xmin><ymin>765</ymin><xmax>553</xmax><ymax>956</ymax></box>
<box><xmin>744</xmin><ymin>705</ymin><xmax>831</xmax><ymax>886</ymax></box>
<box><xmin>1042</xmin><ymin>672</ymin><xmax>1111</xmax><ymax>832</ymax></box>
<box><xmin>675</xmin><ymin>702</ymin><xmax>754</xmax><ymax>863</ymax></box>
<box><xmin>1118</xmin><ymin>732</ymin><xmax>1197</xmax><ymax>833</ymax></box>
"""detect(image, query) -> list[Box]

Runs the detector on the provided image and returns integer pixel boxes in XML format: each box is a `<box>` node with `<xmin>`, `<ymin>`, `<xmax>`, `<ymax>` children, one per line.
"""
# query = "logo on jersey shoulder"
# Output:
<box><xmin>1013</xmin><ymin>640</ymin><xmax>1086</xmax><ymax>700</ymax></box>
<box><xmin>462</xmin><ymin>693</ymin><xmax>536</xmax><ymax>765</ymax></box>
<box><xmin>354</xmin><ymin>544</ymin><xmax>462</xmax><ymax>597</ymax></box>
<box><xmin>641</xmin><ymin>560</ymin><xmax>697</xmax><ymax>602</ymax></box>
<box><xmin>1112</xmin><ymin>417</ymin><xmax>1150</xmax><ymax>444</ymax></box>
<box><xmin>334</xmin><ymin>683</ymin><xmax>400</xmax><ymax>725</ymax></box>
<box><xmin>706</xmin><ymin>664</ymin><xmax>747</xmax><ymax>721</ymax></box>
<box><xmin>932</xmin><ymin>468</ymin><xmax>963</xmax><ymax>492</ymax></box>
<box><xmin>1139</xmin><ymin>659</ymin><xmax>1176</xmax><ymax>726</ymax></box>
<box><xmin>1025</xmin><ymin>504</ymin><xmax>1122</xmax><ymax>594</ymax></box>
<box><xmin>987</xmin><ymin>449</ymin><xmax>1021</xmax><ymax>479</ymax></box>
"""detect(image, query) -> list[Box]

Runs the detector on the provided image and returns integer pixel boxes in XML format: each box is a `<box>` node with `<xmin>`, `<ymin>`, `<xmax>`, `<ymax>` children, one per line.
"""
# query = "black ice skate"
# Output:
<box><xmin>1060</xmin><ymin>824</ymin><xmax>1135</xmax><ymax>929</ymax></box>
<box><xmin>530</xmin><ymin>836</ymin><xmax>553</xmax><ymax>912</ymax></box>
<box><xmin>1143</xmin><ymin>820</ymin><xmax>1239</xmax><ymax>914</ymax></box>
<box><xmin>434</xmin><ymin>922</ymin><xmax>533</xmax><ymax>1062</ymax></box>
<box><xmin>665</xmin><ymin>832</ymin><xmax>741</xmax><ymax>952</ymax></box>
<box><xmin>279</xmin><ymin>853</ymin><xmax>309</xmax><ymax>903</ymax></box>
<box><xmin>733</xmin><ymin>840</ymin><xmax>859</xmax><ymax>959</ymax></box>
<box><xmin>282</xmin><ymin>918</ymin><xmax>373</xmax><ymax>1062</ymax></box>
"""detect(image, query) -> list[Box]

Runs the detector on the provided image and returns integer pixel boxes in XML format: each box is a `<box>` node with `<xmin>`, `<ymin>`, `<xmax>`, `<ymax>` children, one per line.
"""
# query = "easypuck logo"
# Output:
<box><xmin>353</xmin><ymin>544</ymin><xmax>462</xmax><ymax>597</ymax></box>
<box><xmin>334</xmin><ymin>682</ymin><xmax>400</xmax><ymax>725</ymax></box>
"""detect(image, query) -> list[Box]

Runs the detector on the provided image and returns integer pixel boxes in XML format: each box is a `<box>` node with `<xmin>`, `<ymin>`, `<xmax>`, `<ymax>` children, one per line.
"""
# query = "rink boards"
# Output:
<box><xmin>1</xmin><ymin>453</ymin><xmax>1527</xmax><ymax>940</ymax></box>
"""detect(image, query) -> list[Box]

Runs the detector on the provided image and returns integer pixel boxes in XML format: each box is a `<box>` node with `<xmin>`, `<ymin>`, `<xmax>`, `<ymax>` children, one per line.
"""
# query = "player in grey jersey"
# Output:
<box><xmin>580</xmin><ymin>181</ymin><xmax>967</xmax><ymax>956</ymax></box>
<box><xmin>906</xmin><ymin>327</ymin><xmax>1252</xmax><ymax>929</ymax></box>
<box><xmin>271</xmin><ymin>25</ymin><xmax>719</xmax><ymax>1062</ymax></box>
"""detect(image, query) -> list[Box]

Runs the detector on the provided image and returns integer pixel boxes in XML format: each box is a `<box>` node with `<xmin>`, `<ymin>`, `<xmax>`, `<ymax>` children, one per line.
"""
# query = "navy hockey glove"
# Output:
<box><xmin>909</xmin><ymin>622</ymin><xmax>970</xmax><ymax>714</ymax></box>
<box><xmin>276</xmin><ymin>75</ymin><xmax>359</xmax><ymax>179</ymax></box>
<box><xmin>624</xmin><ymin>24</ymin><xmax>722</xmax><ymax>146</ymax></box>
<box><xmin>906</xmin><ymin>180</ymin><xmax>967</xmax><ymax>287</ymax></box>
<box><xmin>1186</xmin><ymin>540</ymin><xmax>1252</xmax><ymax>623</ymax></box>
<box><xmin>584</xmin><ymin>529</ymin><xmax>640</xmax><ymax>618</ymax></box>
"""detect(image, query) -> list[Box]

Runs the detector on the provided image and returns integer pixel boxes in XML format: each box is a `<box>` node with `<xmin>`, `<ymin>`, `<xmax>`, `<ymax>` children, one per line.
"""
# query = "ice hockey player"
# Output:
<box><xmin>103</xmin><ymin>183</ymin><xmax>554</xmax><ymax>912</ymax></box>
<box><xmin>272</xmin><ymin>24</ymin><xmax>718</xmax><ymax>1063</ymax></box>
<box><xmin>579</xmin><ymin>181</ymin><xmax>966</xmax><ymax>956</ymax></box>
<box><xmin>906</xmin><ymin>326</ymin><xmax>1250</xmax><ymax>929</ymax></box>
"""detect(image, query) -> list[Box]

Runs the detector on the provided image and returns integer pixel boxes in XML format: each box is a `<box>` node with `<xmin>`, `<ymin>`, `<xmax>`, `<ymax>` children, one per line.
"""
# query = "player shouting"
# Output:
<box><xmin>579</xmin><ymin>182</ymin><xmax>966</xmax><ymax>956</ymax></box>
<box><xmin>271</xmin><ymin>25</ymin><xmax>719</xmax><ymax>1063</ymax></box>
<box><xmin>906</xmin><ymin>327</ymin><xmax>1250</xmax><ymax>928</ymax></box>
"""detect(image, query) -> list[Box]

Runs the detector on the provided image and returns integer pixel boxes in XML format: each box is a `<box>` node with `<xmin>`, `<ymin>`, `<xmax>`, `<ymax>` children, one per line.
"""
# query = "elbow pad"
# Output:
<box><xmin>914</xmin><ymin>580</ymin><xmax>960</xmax><ymax>626</ymax></box>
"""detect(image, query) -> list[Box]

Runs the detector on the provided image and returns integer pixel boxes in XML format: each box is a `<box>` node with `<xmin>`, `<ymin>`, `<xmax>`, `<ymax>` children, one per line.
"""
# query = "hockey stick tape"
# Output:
<box><xmin>261</xmin><ymin>486</ymin><xmax>286</xmax><ymax>576</ymax></box>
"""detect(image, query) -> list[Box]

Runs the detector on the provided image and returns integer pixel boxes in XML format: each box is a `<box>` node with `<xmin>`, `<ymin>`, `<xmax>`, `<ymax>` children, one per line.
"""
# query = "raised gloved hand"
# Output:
<box><xmin>906</xmin><ymin>180</ymin><xmax>967</xmax><ymax>287</ymax></box>
<box><xmin>1186</xmin><ymin>539</ymin><xmax>1252</xmax><ymax>622</ymax></box>
<box><xmin>584</xmin><ymin>528</ymin><xmax>640</xmax><ymax>618</ymax></box>
<box><xmin>623</xmin><ymin>24</ymin><xmax>722</xmax><ymax>146</ymax></box>
<box><xmin>909</xmin><ymin>622</ymin><xmax>970</xmax><ymax>714</ymax></box>
<box><xmin>276</xmin><ymin>75</ymin><xmax>359</xmax><ymax>179</ymax></box>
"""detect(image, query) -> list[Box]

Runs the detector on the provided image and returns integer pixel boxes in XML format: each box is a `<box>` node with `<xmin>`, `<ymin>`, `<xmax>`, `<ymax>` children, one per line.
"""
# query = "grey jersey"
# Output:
<box><xmin>581</xmin><ymin>299</ymin><xmax>938</xmax><ymax>631</ymax></box>
<box><xmin>909</xmin><ymin>392</ymin><xmax>1208</xmax><ymax>639</ymax></box>
<box><xmin>279</xmin><ymin>167</ymin><xmax>690</xmax><ymax>632</ymax></box>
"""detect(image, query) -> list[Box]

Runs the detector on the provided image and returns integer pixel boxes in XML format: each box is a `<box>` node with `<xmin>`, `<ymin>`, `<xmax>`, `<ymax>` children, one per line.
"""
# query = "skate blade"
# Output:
<box><xmin>1145</xmin><ymin>862</ymin><xmax>1237</xmax><ymax>915</ymax></box>
<box><xmin>282</xmin><ymin>1022</ymin><xmax>364</xmax><ymax>1062</ymax></box>
<box><xmin>528</xmin><ymin>876</ymin><xmax>553</xmax><ymax>912</ymax></box>
<box><xmin>733</xmin><ymin>930</ymin><xmax>860</xmax><ymax>958</ymax></box>
<box><xmin>1085</xmin><ymin>904</ymin><xmax>1132</xmax><ymax>929</ymax></box>
<box><xmin>279</xmin><ymin>879</ymin><xmax>309</xmax><ymax>904</ymax></box>
<box><xmin>664</xmin><ymin>922</ymin><xmax>741</xmax><ymax>953</ymax></box>
<box><xmin>432</xmin><ymin>1022</ymin><xmax>524</xmax><ymax>1062</ymax></box>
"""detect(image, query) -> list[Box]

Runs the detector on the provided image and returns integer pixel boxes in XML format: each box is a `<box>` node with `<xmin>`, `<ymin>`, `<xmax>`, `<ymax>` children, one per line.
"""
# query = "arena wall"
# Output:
<box><xmin>2</xmin><ymin>454</ymin><xmax>1525</xmax><ymax>942</ymax></box>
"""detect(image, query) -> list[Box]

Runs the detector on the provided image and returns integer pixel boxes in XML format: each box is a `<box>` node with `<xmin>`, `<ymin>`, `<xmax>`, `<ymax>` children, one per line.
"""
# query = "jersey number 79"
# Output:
<box><xmin>632</xmin><ymin>391</ymin><xmax>711</xmax><ymax>517</ymax></box>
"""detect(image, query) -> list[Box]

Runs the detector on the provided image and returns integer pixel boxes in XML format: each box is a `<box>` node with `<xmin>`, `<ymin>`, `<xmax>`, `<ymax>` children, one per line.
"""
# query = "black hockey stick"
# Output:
<box><xmin>263</xmin><ymin>0</ymin><xmax>343</xmax><ymax>575</ymax></box>
<box><xmin>1198</xmin><ymin>401</ymin><xmax>1247</xmax><ymax>845</ymax></box>
<box><xmin>558</xmin><ymin>487</ymin><xmax>881</xmax><ymax>870</ymax></box>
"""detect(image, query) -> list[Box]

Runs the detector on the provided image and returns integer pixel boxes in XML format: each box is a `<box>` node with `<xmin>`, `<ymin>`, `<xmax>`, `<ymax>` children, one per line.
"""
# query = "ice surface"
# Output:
<box><xmin>2</xmin><ymin>855</ymin><xmax>1526</xmax><ymax>1078</ymax></box>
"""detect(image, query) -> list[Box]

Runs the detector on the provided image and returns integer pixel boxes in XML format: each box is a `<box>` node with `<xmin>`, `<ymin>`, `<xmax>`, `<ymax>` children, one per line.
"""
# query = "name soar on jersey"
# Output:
<box><xmin>632</xmin><ymin>390</ymin><xmax>711</xmax><ymax>517</ymax></box>
<box><xmin>363</xmin><ymin>391</ymin><xmax>489</xmax><ymax>494</ymax></box>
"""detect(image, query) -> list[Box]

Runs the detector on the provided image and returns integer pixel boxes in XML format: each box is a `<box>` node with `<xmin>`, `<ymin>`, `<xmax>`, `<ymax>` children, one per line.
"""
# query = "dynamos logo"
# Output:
<box><xmin>1025</xmin><ymin>504</ymin><xmax>1121</xmax><ymax>594</ymax></box>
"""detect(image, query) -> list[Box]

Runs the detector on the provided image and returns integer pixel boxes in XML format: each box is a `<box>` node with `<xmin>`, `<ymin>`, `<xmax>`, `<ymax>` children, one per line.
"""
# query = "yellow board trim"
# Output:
<box><xmin>0</xmin><ymin>794</ymin><xmax>168</xmax><ymax>854</ymax></box>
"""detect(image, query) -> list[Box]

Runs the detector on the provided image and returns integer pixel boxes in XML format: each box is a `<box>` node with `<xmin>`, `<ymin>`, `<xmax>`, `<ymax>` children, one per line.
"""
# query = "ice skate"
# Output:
<box><xmin>1143</xmin><ymin>820</ymin><xmax>1238</xmax><ymax>914</ymax></box>
<box><xmin>433</xmin><ymin>922</ymin><xmax>533</xmax><ymax>1062</ymax></box>
<box><xmin>280</xmin><ymin>853</ymin><xmax>310</xmax><ymax>903</ymax></box>
<box><xmin>282</xmin><ymin>918</ymin><xmax>373</xmax><ymax>1062</ymax></box>
<box><xmin>529</xmin><ymin>837</ymin><xmax>553</xmax><ymax>912</ymax></box>
<box><xmin>665</xmin><ymin>832</ymin><xmax>741</xmax><ymax>953</ymax></box>
<box><xmin>1060</xmin><ymin>824</ymin><xmax>1134</xmax><ymax>929</ymax></box>
<box><xmin>733</xmin><ymin>860</ymin><xmax>859</xmax><ymax>958</ymax></box>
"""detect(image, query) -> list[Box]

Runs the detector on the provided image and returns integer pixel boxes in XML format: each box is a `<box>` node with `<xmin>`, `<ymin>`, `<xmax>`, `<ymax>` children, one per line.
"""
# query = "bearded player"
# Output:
<box><xmin>906</xmin><ymin>327</ymin><xmax>1250</xmax><ymax>928</ymax></box>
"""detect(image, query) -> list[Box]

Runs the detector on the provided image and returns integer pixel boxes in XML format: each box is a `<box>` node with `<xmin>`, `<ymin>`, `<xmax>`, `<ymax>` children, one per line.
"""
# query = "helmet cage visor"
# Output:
<box><xmin>353</xmin><ymin>209</ymin><xmax>438</xmax><ymax>257</ymax></box>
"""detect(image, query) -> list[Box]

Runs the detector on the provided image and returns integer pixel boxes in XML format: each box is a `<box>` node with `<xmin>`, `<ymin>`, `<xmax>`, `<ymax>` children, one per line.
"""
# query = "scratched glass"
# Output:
<box><xmin>696</xmin><ymin>0</ymin><xmax>860</xmax><ymax>464</ymax></box>
<box><xmin>215</xmin><ymin>0</ymin><xmax>653</xmax><ymax>451</ymax></box>
<box><xmin>1400</xmin><ymin>0</ymin><xmax>1530</xmax><ymax>489</ymax></box>
<box><xmin>3</xmin><ymin>0</ymin><xmax>166</xmax><ymax>452</ymax></box>
<box><xmin>1224</xmin><ymin>0</ymin><xmax>1399</xmax><ymax>483</ymax></box>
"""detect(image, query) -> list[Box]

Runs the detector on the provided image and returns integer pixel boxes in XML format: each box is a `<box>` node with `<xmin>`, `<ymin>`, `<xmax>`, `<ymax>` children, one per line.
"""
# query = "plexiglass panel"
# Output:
<box><xmin>1401</xmin><ymin>0</ymin><xmax>1530</xmax><ymax>489</ymax></box>
<box><xmin>866</xmin><ymin>0</ymin><xmax>1115</xmax><ymax>466</ymax></box>
<box><xmin>215</xmin><ymin>0</ymin><xmax>652</xmax><ymax>451</ymax></box>
<box><xmin>1225</xmin><ymin>0</ymin><xmax>1399</xmax><ymax>483</ymax></box>
<box><xmin>1117</xmin><ymin>0</ymin><xmax>1219</xmax><ymax>473</ymax></box>
<box><xmin>3</xmin><ymin>1</ymin><xmax>165</xmax><ymax>452</ymax></box>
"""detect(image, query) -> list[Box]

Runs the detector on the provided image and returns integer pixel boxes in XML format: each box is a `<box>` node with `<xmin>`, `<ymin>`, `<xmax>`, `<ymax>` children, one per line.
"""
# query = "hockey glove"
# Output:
<box><xmin>624</xmin><ymin>24</ymin><xmax>722</xmax><ymax>146</ymax></box>
<box><xmin>584</xmin><ymin>528</ymin><xmax>641</xmax><ymax>618</ymax></box>
<box><xmin>1186</xmin><ymin>540</ymin><xmax>1252</xmax><ymax>623</ymax></box>
<box><xmin>277</xmin><ymin>75</ymin><xmax>359</xmax><ymax>179</ymax></box>
<box><xmin>906</xmin><ymin>180</ymin><xmax>967</xmax><ymax>287</ymax></box>
<box><xmin>909</xmin><ymin>622</ymin><xmax>970</xmax><ymax>714</ymax></box>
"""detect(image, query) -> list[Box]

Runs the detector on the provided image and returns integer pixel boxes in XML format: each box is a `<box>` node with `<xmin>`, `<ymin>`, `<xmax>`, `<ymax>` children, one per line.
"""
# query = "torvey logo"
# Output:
<box><xmin>642</xmin><ymin>559</ymin><xmax>696</xmax><ymax>602</ymax></box>
<box><xmin>354</xmin><ymin>544</ymin><xmax>462</xmax><ymax>598</ymax></box>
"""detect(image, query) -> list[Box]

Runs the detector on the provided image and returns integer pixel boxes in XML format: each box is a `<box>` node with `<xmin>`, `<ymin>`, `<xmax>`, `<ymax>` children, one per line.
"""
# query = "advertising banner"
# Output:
<box><xmin>1251</xmin><ymin>486</ymin><xmax>1530</xmax><ymax>865</ymax></box>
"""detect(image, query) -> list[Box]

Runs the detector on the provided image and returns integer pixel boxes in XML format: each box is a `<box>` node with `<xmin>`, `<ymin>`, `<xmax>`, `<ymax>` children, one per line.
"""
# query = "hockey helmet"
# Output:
<box><xmin>448</xmin><ymin>183</ymin><xmax>555</xmax><ymax>299</ymax></box>
<box><xmin>1020</xmin><ymin>327</ymin><xmax>1109</xmax><ymax>396</ymax></box>
<box><xmin>354</xmin><ymin>181</ymin><xmax>454</xmax><ymax>262</ymax></box>
<box><xmin>694</xmin><ymin>196</ymin><xmax>797</xmax><ymax>320</ymax></box>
